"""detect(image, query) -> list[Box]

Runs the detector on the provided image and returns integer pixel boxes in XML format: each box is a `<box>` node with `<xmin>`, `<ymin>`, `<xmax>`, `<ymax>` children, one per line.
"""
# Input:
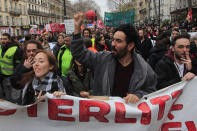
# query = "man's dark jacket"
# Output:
<box><xmin>135</xmin><ymin>37</ymin><xmax>153</xmax><ymax>61</ymax></box>
<box><xmin>71</xmin><ymin>34</ymin><xmax>157</xmax><ymax>98</ymax></box>
<box><xmin>155</xmin><ymin>49</ymin><xmax>197</xmax><ymax>90</ymax></box>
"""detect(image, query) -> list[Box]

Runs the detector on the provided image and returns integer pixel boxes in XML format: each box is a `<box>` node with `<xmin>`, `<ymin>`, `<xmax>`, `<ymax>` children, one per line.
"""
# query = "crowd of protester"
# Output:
<box><xmin>0</xmin><ymin>12</ymin><xmax>197</xmax><ymax>105</ymax></box>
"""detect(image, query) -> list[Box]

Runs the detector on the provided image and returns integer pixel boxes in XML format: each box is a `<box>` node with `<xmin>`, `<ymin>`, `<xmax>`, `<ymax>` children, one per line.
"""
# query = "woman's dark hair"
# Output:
<box><xmin>95</xmin><ymin>36</ymin><xmax>103</xmax><ymax>45</ymax></box>
<box><xmin>19</xmin><ymin>50</ymin><xmax>57</xmax><ymax>86</ymax></box>
<box><xmin>155</xmin><ymin>38</ymin><xmax>171</xmax><ymax>48</ymax></box>
<box><xmin>95</xmin><ymin>36</ymin><xmax>105</xmax><ymax>51</ymax></box>
<box><xmin>23</xmin><ymin>40</ymin><xmax>43</xmax><ymax>60</ymax></box>
<box><xmin>156</xmin><ymin>31</ymin><xmax>171</xmax><ymax>41</ymax></box>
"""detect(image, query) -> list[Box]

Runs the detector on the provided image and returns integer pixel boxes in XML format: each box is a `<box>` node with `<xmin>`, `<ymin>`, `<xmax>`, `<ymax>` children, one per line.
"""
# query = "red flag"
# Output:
<box><xmin>186</xmin><ymin>9</ymin><xmax>192</xmax><ymax>22</ymax></box>
<box><xmin>37</xmin><ymin>29</ymin><xmax>41</xmax><ymax>34</ymax></box>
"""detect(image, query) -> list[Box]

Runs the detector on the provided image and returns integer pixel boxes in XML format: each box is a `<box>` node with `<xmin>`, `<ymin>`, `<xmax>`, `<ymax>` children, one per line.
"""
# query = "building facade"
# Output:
<box><xmin>0</xmin><ymin>0</ymin><xmax>75</xmax><ymax>36</ymax></box>
<box><xmin>0</xmin><ymin>0</ymin><xmax>29</xmax><ymax>36</ymax></box>
<box><xmin>134</xmin><ymin>0</ymin><xmax>149</xmax><ymax>25</ymax></box>
<box><xmin>149</xmin><ymin>0</ymin><xmax>176</xmax><ymax>22</ymax></box>
<box><xmin>171</xmin><ymin>0</ymin><xmax>197</xmax><ymax>22</ymax></box>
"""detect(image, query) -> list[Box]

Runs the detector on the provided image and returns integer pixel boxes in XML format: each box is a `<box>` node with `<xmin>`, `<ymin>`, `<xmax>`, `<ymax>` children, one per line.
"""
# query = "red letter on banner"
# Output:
<box><xmin>171</xmin><ymin>90</ymin><xmax>182</xmax><ymax>99</ymax></box>
<box><xmin>0</xmin><ymin>108</ymin><xmax>16</xmax><ymax>115</ymax></box>
<box><xmin>150</xmin><ymin>95</ymin><xmax>170</xmax><ymax>120</ymax></box>
<box><xmin>167</xmin><ymin>89</ymin><xmax>183</xmax><ymax>120</ymax></box>
<box><xmin>115</xmin><ymin>102</ymin><xmax>136</xmax><ymax>123</ymax></box>
<box><xmin>27</xmin><ymin>104</ymin><xmax>37</xmax><ymax>117</ymax></box>
<box><xmin>138</xmin><ymin>102</ymin><xmax>151</xmax><ymax>125</ymax></box>
<box><xmin>48</xmin><ymin>99</ymin><xmax>75</xmax><ymax>121</ymax></box>
<box><xmin>79</xmin><ymin>100</ymin><xmax>110</xmax><ymax>122</ymax></box>
<box><xmin>185</xmin><ymin>121</ymin><xmax>197</xmax><ymax>131</ymax></box>
<box><xmin>161</xmin><ymin>122</ymin><xmax>181</xmax><ymax>131</ymax></box>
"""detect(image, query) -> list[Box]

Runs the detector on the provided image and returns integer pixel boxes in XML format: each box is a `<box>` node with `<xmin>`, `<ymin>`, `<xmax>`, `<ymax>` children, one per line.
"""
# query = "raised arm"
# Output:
<box><xmin>71</xmin><ymin>12</ymin><xmax>99</xmax><ymax>70</ymax></box>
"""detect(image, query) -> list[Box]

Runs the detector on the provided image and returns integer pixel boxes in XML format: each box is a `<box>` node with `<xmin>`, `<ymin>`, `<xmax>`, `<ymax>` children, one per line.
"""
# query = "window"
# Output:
<box><xmin>6</xmin><ymin>16</ymin><xmax>9</xmax><ymax>25</ymax></box>
<box><xmin>24</xmin><ymin>6</ymin><xmax>26</xmax><ymax>14</ymax></box>
<box><xmin>0</xmin><ymin>16</ymin><xmax>2</xmax><ymax>25</ymax></box>
<box><xmin>140</xmin><ymin>1</ymin><xmax>143</xmax><ymax>6</ymax></box>
<box><xmin>183</xmin><ymin>0</ymin><xmax>186</xmax><ymax>7</ymax></box>
<box><xmin>19</xmin><ymin>4</ymin><xmax>22</xmax><ymax>13</ymax></box>
<box><xmin>21</xmin><ymin>18</ymin><xmax>23</xmax><ymax>25</ymax></box>
<box><xmin>4</xmin><ymin>0</ymin><xmax>7</xmax><ymax>11</ymax></box>
<box><xmin>12</xmin><ymin>17</ymin><xmax>14</xmax><ymax>25</ymax></box>
<box><xmin>16</xmin><ymin>29</ymin><xmax>19</xmax><ymax>36</ymax></box>
<box><xmin>30</xmin><ymin>16</ymin><xmax>32</xmax><ymax>24</ymax></box>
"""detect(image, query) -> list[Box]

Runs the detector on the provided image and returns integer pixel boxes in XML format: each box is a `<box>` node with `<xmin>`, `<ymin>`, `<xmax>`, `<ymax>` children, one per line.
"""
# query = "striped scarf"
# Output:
<box><xmin>32</xmin><ymin>72</ymin><xmax>65</xmax><ymax>93</ymax></box>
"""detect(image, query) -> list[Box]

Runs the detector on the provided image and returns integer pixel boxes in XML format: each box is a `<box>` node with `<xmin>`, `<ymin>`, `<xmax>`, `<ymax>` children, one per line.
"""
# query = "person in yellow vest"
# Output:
<box><xmin>0</xmin><ymin>33</ymin><xmax>23</xmax><ymax>100</ymax></box>
<box><xmin>91</xmin><ymin>32</ymin><xmax>96</xmax><ymax>48</ymax></box>
<box><xmin>57</xmin><ymin>35</ymin><xmax>73</xmax><ymax>77</ymax></box>
<box><xmin>84</xmin><ymin>38</ymin><xmax>98</xmax><ymax>53</ymax></box>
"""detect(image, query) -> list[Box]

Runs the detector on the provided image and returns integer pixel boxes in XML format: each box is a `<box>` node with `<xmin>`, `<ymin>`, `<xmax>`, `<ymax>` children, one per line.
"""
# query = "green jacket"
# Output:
<box><xmin>57</xmin><ymin>45</ymin><xmax>73</xmax><ymax>77</ymax></box>
<box><xmin>67</xmin><ymin>69</ymin><xmax>94</xmax><ymax>97</ymax></box>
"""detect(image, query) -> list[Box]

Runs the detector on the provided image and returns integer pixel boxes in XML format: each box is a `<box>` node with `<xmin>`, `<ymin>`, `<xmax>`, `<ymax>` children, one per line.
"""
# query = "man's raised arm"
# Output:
<box><xmin>71</xmin><ymin>12</ymin><xmax>98</xmax><ymax>70</ymax></box>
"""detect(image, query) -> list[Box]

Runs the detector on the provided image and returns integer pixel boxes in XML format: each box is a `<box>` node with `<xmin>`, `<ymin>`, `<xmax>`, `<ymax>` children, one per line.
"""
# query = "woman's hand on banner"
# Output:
<box><xmin>53</xmin><ymin>91</ymin><xmax>66</xmax><ymax>97</ymax></box>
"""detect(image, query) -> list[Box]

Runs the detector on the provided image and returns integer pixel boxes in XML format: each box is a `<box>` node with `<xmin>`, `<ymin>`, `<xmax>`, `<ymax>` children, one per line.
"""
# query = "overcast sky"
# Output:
<box><xmin>70</xmin><ymin>0</ymin><xmax>109</xmax><ymax>17</ymax></box>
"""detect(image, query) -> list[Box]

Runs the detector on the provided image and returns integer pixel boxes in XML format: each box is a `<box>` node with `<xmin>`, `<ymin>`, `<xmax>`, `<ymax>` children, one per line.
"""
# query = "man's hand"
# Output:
<box><xmin>182</xmin><ymin>72</ymin><xmax>195</xmax><ymax>81</ymax></box>
<box><xmin>181</xmin><ymin>52</ymin><xmax>192</xmax><ymax>71</ymax></box>
<box><xmin>123</xmin><ymin>94</ymin><xmax>140</xmax><ymax>104</ymax></box>
<box><xmin>80</xmin><ymin>91</ymin><xmax>109</xmax><ymax>100</ymax></box>
<box><xmin>80</xmin><ymin>91</ymin><xmax>90</xmax><ymax>98</ymax></box>
<box><xmin>24</xmin><ymin>56</ymin><xmax>34</xmax><ymax>69</ymax></box>
<box><xmin>74</xmin><ymin>12</ymin><xmax>84</xmax><ymax>34</ymax></box>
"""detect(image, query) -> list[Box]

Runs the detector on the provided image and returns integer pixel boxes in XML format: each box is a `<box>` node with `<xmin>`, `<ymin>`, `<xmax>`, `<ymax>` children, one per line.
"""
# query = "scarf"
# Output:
<box><xmin>32</xmin><ymin>72</ymin><xmax>65</xmax><ymax>93</ymax></box>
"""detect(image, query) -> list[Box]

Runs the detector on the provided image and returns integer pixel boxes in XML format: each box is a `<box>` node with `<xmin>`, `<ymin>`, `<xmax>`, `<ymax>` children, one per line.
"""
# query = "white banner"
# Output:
<box><xmin>63</xmin><ymin>19</ymin><xmax>74</xmax><ymax>34</ymax></box>
<box><xmin>0</xmin><ymin>77</ymin><xmax>197</xmax><ymax>131</ymax></box>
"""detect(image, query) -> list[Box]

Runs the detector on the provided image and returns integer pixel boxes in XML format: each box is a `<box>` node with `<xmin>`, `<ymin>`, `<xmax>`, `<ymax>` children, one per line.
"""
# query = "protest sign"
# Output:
<box><xmin>64</xmin><ymin>19</ymin><xmax>74</xmax><ymax>34</ymax></box>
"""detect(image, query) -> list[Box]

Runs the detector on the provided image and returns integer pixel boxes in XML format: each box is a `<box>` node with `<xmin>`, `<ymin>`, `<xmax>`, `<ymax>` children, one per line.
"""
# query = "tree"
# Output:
<box><xmin>107</xmin><ymin>0</ymin><xmax>134</xmax><ymax>11</ymax></box>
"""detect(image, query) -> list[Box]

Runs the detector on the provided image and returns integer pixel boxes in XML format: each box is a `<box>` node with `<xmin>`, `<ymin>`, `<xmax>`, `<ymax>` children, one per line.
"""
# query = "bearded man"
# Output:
<box><xmin>155</xmin><ymin>34</ymin><xmax>197</xmax><ymax>90</ymax></box>
<box><xmin>71</xmin><ymin>12</ymin><xmax>157</xmax><ymax>104</ymax></box>
<box><xmin>135</xmin><ymin>28</ymin><xmax>153</xmax><ymax>61</ymax></box>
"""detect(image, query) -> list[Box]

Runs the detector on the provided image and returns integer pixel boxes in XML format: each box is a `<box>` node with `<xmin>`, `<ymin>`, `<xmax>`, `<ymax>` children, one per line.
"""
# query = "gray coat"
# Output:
<box><xmin>71</xmin><ymin>34</ymin><xmax>157</xmax><ymax>98</ymax></box>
